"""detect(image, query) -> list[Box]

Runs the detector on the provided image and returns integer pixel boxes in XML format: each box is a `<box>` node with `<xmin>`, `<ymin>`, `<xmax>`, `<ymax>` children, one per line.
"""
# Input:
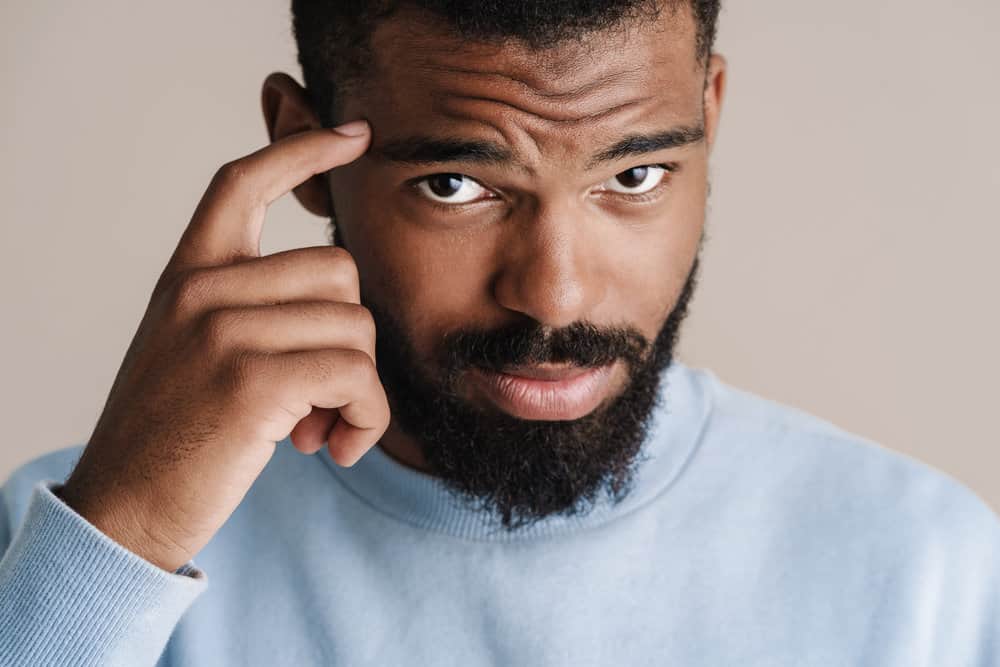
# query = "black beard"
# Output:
<box><xmin>363</xmin><ymin>255</ymin><xmax>700</xmax><ymax>531</ymax></box>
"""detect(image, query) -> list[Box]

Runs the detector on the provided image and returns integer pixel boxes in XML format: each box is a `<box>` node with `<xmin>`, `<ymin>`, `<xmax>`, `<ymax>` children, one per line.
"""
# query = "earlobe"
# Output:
<box><xmin>260</xmin><ymin>71</ymin><xmax>332</xmax><ymax>217</ymax></box>
<box><xmin>703</xmin><ymin>53</ymin><xmax>727</xmax><ymax>152</ymax></box>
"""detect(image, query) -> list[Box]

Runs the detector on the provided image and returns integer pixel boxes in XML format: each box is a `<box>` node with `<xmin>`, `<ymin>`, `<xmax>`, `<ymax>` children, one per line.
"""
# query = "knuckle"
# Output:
<box><xmin>227</xmin><ymin>349</ymin><xmax>261</xmax><ymax>396</ymax></box>
<box><xmin>198</xmin><ymin>309</ymin><xmax>239</xmax><ymax>354</ymax></box>
<box><xmin>315</xmin><ymin>348</ymin><xmax>366</xmax><ymax>388</ymax></box>
<box><xmin>213</xmin><ymin>159</ymin><xmax>250</xmax><ymax>191</ymax></box>
<box><xmin>342</xmin><ymin>347</ymin><xmax>376</xmax><ymax>383</ymax></box>
<box><xmin>344</xmin><ymin>303</ymin><xmax>376</xmax><ymax>339</ymax></box>
<box><xmin>153</xmin><ymin>266</ymin><xmax>182</xmax><ymax>297</ymax></box>
<box><xmin>328</xmin><ymin>247</ymin><xmax>360</xmax><ymax>293</ymax></box>
<box><xmin>354</xmin><ymin>306</ymin><xmax>377</xmax><ymax>355</ymax></box>
<box><xmin>167</xmin><ymin>268</ymin><xmax>215</xmax><ymax>317</ymax></box>
<box><xmin>325</xmin><ymin>244</ymin><xmax>353</xmax><ymax>263</ymax></box>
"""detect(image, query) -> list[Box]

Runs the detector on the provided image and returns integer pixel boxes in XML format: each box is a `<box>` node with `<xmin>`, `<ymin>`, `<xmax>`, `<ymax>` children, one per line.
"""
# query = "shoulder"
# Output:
<box><xmin>683</xmin><ymin>364</ymin><xmax>1000</xmax><ymax>556</ymax></box>
<box><xmin>1</xmin><ymin>445</ymin><xmax>86</xmax><ymax>529</ymax></box>
<box><xmin>677</xmin><ymin>365</ymin><xmax>1000</xmax><ymax>656</ymax></box>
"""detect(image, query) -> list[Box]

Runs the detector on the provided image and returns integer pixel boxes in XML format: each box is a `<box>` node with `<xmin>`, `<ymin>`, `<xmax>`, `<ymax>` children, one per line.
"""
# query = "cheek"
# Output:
<box><xmin>380</xmin><ymin>228</ymin><xmax>507</xmax><ymax>367</ymax></box>
<box><xmin>614</xmin><ymin>175</ymin><xmax>705</xmax><ymax>335</ymax></box>
<box><xmin>329</xmin><ymin>168</ymin><xmax>504</xmax><ymax>347</ymax></box>
<box><xmin>382</xmin><ymin>223</ymin><xmax>499</xmax><ymax>328</ymax></box>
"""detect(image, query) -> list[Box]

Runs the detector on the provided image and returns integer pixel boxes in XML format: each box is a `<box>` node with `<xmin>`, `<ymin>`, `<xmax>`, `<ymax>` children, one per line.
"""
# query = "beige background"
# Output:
<box><xmin>2</xmin><ymin>2</ymin><xmax>997</xmax><ymax>512</ymax></box>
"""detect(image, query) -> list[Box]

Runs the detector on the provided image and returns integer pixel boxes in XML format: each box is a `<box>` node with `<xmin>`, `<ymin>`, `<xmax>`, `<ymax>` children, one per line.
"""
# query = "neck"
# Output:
<box><xmin>376</xmin><ymin>420</ymin><xmax>432</xmax><ymax>473</ymax></box>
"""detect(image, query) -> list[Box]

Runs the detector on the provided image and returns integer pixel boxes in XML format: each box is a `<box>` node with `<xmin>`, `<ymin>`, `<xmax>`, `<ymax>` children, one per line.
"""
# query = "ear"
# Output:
<box><xmin>261</xmin><ymin>71</ymin><xmax>331</xmax><ymax>217</ymax></box>
<box><xmin>703</xmin><ymin>53</ymin><xmax>727</xmax><ymax>153</ymax></box>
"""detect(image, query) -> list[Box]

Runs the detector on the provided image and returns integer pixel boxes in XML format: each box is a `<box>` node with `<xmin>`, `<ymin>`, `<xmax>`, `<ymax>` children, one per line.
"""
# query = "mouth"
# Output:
<box><xmin>468</xmin><ymin>362</ymin><xmax>617</xmax><ymax>421</ymax></box>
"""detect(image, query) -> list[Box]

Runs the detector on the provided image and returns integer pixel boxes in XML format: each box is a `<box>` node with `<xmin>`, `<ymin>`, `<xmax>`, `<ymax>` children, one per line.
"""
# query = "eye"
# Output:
<box><xmin>414</xmin><ymin>173</ymin><xmax>491</xmax><ymax>204</ymax></box>
<box><xmin>601</xmin><ymin>165</ymin><xmax>669</xmax><ymax>195</ymax></box>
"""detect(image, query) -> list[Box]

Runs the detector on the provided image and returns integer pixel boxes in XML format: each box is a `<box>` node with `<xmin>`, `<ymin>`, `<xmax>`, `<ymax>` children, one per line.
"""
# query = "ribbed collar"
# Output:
<box><xmin>318</xmin><ymin>361</ymin><xmax>712</xmax><ymax>541</ymax></box>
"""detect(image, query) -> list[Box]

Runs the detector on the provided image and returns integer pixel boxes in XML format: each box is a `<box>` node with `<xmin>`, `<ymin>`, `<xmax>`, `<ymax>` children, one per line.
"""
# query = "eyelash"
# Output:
<box><xmin>407</xmin><ymin>162</ymin><xmax>680</xmax><ymax>212</ymax></box>
<box><xmin>405</xmin><ymin>176</ymin><xmax>497</xmax><ymax>214</ymax></box>
<box><xmin>607</xmin><ymin>163</ymin><xmax>679</xmax><ymax>203</ymax></box>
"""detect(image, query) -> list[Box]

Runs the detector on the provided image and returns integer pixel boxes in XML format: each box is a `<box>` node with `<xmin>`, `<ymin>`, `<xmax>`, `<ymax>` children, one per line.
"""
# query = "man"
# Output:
<box><xmin>1</xmin><ymin>1</ymin><xmax>997</xmax><ymax>665</ymax></box>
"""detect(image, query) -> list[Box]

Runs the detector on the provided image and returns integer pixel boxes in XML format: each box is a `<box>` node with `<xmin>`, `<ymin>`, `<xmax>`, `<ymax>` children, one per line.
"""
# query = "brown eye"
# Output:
<box><xmin>603</xmin><ymin>165</ymin><xmax>668</xmax><ymax>194</ymax></box>
<box><xmin>416</xmin><ymin>173</ymin><xmax>489</xmax><ymax>204</ymax></box>
<box><xmin>427</xmin><ymin>174</ymin><xmax>464</xmax><ymax>197</ymax></box>
<box><xmin>616</xmin><ymin>166</ymin><xmax>649</xmax><ymax>189</ymax></box>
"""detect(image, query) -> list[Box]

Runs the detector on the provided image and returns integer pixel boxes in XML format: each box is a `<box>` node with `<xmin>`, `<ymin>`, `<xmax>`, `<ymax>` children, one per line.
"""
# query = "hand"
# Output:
<box><xmin>57</xmin><ymin>122</ymin><xmax>391</xmax><ymax>572</ymax></box>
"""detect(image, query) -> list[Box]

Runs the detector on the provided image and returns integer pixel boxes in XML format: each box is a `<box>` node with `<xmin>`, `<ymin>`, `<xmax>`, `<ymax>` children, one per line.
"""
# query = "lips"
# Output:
<box><xmin>500</xmin><ymin>363</ymin><xmax>595</xmax><ymax>381</ymax></box>
<box><xmin>469</xmin><ymin>363</ymin><xmax>615</xmax><ymax>421</ymax></box>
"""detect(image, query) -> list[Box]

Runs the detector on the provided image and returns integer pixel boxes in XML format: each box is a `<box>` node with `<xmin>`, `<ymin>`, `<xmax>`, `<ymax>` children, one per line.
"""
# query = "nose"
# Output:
<box><xmin>492</xmin><ymin>202</ymin><xmax>607</xmax><ymax>329</ymax></box>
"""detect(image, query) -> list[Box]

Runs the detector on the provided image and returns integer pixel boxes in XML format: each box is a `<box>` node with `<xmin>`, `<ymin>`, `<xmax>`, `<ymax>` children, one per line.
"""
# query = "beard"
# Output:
<box><xmin>361</xmin><ymin>255</ymin><xmax>700</xmax><ymax>531</ymax></box>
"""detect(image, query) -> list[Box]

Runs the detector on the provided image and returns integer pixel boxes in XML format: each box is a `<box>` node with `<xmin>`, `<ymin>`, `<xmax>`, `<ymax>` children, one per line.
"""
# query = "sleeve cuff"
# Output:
<box><xmin>0</xmin><ymin>480</ymin><xmax>208</xmax><ymax>666</ymax></box>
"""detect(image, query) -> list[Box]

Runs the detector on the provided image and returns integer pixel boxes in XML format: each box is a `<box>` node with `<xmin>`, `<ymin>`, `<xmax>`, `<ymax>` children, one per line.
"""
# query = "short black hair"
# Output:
<box><xmin>291</xmin><ymin>0</ymin><xmax>722</xmax><ymax>127</ymax></box>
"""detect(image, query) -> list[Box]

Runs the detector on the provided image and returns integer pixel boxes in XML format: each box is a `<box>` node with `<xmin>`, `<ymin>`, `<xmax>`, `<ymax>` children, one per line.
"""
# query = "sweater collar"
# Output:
<box><xmin>318</xmin><ymin>361</ymin><xmax>711</xmax><ymax>541</ymax></box>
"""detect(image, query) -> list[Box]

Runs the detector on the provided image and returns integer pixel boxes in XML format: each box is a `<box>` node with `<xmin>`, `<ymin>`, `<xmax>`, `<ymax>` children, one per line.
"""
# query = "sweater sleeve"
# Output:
<box><xmin>0</xmin><ymin>479</ymin><xmax>208</xmax><ymax>666</ymax></box>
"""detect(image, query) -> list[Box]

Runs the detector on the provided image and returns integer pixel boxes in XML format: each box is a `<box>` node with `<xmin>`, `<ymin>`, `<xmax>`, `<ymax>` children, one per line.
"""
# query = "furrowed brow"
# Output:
<box><xmin>587</xmin><ymin>125</ymin><xmax>705</xmax><ymax>169</ymax></box>
<box><xmin>372</xmin><ymin>136</ymin><xmax>514</xmax><ymax>166</ymax></box>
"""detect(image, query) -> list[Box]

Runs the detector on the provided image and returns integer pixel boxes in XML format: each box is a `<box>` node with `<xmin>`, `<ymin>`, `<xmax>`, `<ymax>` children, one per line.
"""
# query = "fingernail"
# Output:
<box><xmin>332</xmin><ymin>119</ymin><xmax>370</xmax><ymax>137</ymax></box>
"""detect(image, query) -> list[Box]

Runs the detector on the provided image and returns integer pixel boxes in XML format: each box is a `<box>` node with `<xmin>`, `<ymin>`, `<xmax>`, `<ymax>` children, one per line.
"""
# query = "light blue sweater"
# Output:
<box><xmin>1</xmin><ymin>362</ymin><xmax>998</xmax><ymax>666</ymax></box>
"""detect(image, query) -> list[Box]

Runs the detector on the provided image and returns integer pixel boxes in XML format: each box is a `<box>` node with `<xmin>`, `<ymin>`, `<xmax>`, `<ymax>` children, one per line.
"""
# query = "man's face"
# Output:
<box><xmin>310</xmin><ymin>6</ymin><xmax>723</xmax><ymax>527</ymax></box>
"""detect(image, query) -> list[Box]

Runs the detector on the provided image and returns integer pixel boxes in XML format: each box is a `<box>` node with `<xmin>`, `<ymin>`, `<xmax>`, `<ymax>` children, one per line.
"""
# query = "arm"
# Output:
<box><xmin>0</xmin><ymin>122</ymin><xmax>386</xmax><ymax>665</ymax></box>
<box><xmin>0</xmin><ymin>477</ymin><xmax>206</xmax><ymax>667</ymax></box>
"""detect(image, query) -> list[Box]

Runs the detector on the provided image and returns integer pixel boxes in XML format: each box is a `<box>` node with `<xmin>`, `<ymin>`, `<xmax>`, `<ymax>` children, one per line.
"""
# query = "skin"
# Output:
<box><xmin>264</xmin><ymin>5</ymin><xmax>726</xmax><ymax>471</ymax></box>
<box><xmin>57</xmin><ymin>5</ymin><xmax>725</xmax><ymax>572</ymax></box>
<box><xmin>58</xmin><ymin>128</ymin><xmax>391</xmax><ymax>571</ymax></box>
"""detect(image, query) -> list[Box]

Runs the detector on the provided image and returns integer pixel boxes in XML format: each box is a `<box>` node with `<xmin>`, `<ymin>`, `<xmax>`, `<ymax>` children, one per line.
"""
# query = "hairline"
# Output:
<box><xmin>310</xmin><ymin>0</ymin><xmax>711</xmax><ymax>126</ymax></box>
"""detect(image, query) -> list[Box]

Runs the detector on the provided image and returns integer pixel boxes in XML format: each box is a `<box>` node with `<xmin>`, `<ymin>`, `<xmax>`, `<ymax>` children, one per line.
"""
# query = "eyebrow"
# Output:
<box><xmin>375</xmin><ymin>137</ymin><xmax>514</xmax><ymax>166</ymax></box>
<box><xmin>587</xmin><ymin>125</ymin><xmax>705</xmax><ymax>169</ymax></box>
<box><xmin>371</xmin><ymin>124</ymin><xmax>706</xmax><ymax>171</ymax></box>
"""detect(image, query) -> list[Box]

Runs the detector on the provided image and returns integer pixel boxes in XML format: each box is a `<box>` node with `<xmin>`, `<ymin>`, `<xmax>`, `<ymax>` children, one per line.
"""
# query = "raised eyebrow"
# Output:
<box><xmin>371</xmin><ymin>136</ymin><xmax>514</xmax><ymax>166</ymax></box>
<box><xmin>587</xmin><ymin>125</ymin><xmax>706</xmax><ymax>169</ymax></box>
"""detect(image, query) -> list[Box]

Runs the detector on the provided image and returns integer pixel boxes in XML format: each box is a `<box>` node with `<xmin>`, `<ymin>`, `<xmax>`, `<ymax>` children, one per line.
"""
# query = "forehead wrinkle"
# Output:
<box><xmin>365</xmin><ymin>7</ymin><xmax>703</xmax><ymax>178</ymax></box>
<box><xmin>428</xmin><ymin>106</ymin><xmax>540</xmax><ymax>174</ymax></box>
<box><xmin>435</xmin><ymin>93</ymin><xmax>652</xmax><ymax>126</ymax></box>
<box><xmin>408</xmin><ymin>48</ymin><xmax>675</xmax><ymax>126</ymax></box>
<box><xmin>430</xmin><ymin>88</ymin><xmax>673</xmax><ymax>174</ymax></box>
<box><xmin>427</xmin><ymin>60</ymin><xmax>660</xmax><ymax>123</ymax></box>
<box><xmin>412</xmin><ymin>61</ymin><xmax>648</xmax><ymax>103</ymax></box>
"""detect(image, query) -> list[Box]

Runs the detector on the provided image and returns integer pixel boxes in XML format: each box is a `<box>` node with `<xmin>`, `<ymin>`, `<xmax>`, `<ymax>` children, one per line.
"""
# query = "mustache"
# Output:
<box><xmin>438</xmin><ymin>319</ymin><xmax>651</xmax><ymax>374</ymax></box>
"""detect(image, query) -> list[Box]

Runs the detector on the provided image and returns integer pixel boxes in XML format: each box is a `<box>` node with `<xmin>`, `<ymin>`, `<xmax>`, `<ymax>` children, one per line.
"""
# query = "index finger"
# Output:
<box><xmin>168</xmin><ymin>121</ymin><xmax>370</xmax><ymax>272</ymax></box>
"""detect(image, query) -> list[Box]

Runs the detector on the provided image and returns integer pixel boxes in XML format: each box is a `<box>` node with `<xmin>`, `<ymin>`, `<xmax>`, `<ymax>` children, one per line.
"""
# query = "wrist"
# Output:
<box><xmin>55</xmin><ymin>481</ymin><xmax>190</xmax><ymax>573</ymax></box>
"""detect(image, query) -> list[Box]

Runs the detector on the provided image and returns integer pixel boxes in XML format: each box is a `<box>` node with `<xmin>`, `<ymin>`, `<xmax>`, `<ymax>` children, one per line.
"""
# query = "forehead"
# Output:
<box><xmin>346</xmin><ymin>6</ymin><xmax>705</xmax><ymax>168</ymax></box>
